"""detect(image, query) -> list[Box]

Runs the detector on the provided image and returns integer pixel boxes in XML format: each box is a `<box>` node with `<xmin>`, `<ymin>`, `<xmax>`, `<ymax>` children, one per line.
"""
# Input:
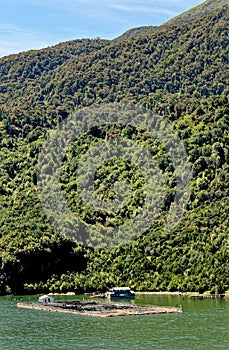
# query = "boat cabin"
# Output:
<box><xmin>106</xmin><ymin>287</ymin><xmax>135</xmax><ymax>299</ymax></box>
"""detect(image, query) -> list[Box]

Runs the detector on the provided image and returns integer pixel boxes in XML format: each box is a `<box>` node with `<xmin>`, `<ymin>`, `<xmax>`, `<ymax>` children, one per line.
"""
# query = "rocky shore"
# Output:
<box><xmin>17</xmin><ymin>300</ymin><xmax>182</xmax><ymax>317</ymax></box>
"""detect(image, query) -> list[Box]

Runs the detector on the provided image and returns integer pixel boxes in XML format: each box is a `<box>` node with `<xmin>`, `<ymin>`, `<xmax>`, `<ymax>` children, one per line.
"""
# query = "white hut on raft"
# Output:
<box><xmin>38</xmin><ymin>295</ymin><xmax>54</xmax><ymax>303</ymax></box>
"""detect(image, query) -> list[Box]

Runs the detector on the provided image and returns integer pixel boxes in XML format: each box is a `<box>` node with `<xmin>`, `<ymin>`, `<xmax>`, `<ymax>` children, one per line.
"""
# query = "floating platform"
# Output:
<box><xmin>17</xmin><ymin>300</ymin><xmax>182</xmax><ymax>317</ymax></box>
<box><xmin>187</xmin><ymin>294</ymin><xmax>225</xmax><ymax>299</ymax></box>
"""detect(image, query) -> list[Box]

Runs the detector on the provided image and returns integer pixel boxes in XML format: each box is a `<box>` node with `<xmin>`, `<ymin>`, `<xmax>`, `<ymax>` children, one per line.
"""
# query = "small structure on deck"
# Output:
<box><xmin>106</xmin><ymin>287</ymin><xmax>135</xmax><ymax>299</ymax></box>
<box><xmin>38</xmin><ymin>295</ymin><xmax>54</xmax><ymax>303</ymax></box>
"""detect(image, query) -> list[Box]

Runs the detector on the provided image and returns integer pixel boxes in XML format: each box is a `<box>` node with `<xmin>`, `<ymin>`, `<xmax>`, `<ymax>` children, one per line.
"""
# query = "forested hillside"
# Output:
<box><xmin>165</xmin><ymin>0</ymin><xmax>229</xmax><ymax>26</ymax></box>
<box><xmin>0</xmin><ymin>4</ymin><xmax>228</xmax><ymax>294</ymax></box>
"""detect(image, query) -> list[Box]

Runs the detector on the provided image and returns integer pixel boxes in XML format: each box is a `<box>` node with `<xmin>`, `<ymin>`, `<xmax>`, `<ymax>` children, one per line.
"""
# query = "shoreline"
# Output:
<box><xmin>17</xmin><ymin>301</ymin><xmax>182</xmax><ymax>318</ymax></box>
<box><xmin>135</xmin><ymin>292</ymin><xmax>226</xmax><ymax>298</ymax></box>
<box><xmin>135</xmin><ymin>291</ymin><xmax>184</xmax><ymax>296</ymax></box>
<box><xmin>2</xmin><ymin>291</ymin><xmax>227</xmax><ymax>299</ymax></box>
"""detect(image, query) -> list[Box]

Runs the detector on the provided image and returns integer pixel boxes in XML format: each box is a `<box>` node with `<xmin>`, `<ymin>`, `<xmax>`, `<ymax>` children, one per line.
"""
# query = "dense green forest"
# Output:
<box><xmin>0</xmin><ymin>2</ymin><xmax>228</xmax><ymax>295</ymax></box>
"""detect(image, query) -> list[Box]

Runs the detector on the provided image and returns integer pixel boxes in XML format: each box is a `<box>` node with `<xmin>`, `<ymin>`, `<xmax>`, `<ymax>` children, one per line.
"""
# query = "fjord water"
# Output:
<box><xmin>0</xmin><ymin>294</ymin><xmax>228</xmax><ymax>350</ymax></box>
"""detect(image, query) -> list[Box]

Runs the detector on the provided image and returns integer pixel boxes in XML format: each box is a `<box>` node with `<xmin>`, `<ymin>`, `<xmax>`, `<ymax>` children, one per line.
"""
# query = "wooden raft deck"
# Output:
<box><xmin>17</xmin><ymin>300</ymin><xmax>182</xmax><ymax>317</ymax></box>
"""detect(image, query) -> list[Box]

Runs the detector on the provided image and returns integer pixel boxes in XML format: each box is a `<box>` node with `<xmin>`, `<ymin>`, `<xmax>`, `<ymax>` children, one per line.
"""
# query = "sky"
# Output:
<box><xmin>0</xmin><ymin>0</ymin><xmax>204</xmax><ymax>57</ymax></box>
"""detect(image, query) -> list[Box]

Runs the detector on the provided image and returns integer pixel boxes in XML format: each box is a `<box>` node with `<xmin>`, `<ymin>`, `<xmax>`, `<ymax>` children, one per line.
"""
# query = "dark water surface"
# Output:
<box><xmin>0</xmin><ymin>294</ymin><xmax>228</xmax><ymax>349</ymax></box>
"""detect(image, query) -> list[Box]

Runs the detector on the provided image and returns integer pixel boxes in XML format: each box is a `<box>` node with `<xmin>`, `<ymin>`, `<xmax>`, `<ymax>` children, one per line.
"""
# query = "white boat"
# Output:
<box><xmin>38</xmin><ymin>295</ymin><xmax>54</xmax><ymax>303</ymax></box>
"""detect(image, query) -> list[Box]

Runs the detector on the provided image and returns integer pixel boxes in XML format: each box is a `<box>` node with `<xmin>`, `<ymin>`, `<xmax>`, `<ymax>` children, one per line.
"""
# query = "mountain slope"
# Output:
<box><xmin>0</xmin><ymin>8</ymin><xmax>228</xmax><ymax>111</ymax></box>
<box><xmin>0</xmin><ymin>6</ymin><xmax>228</xmax><ymax>294</ymax></box>
<box><xmin>115</xmin><ymin>0</ymin><xmax>229</xmax><ymax>41</ymax></box>
<box><xmin>164</xmin><ymin>0</ymin><xmax>229</xmax><ymax>26</ymax></box>
<box><xmin>114</xmin><ymin>26</ymin><xmax>158</xmax><ymax>41</ymax></box>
